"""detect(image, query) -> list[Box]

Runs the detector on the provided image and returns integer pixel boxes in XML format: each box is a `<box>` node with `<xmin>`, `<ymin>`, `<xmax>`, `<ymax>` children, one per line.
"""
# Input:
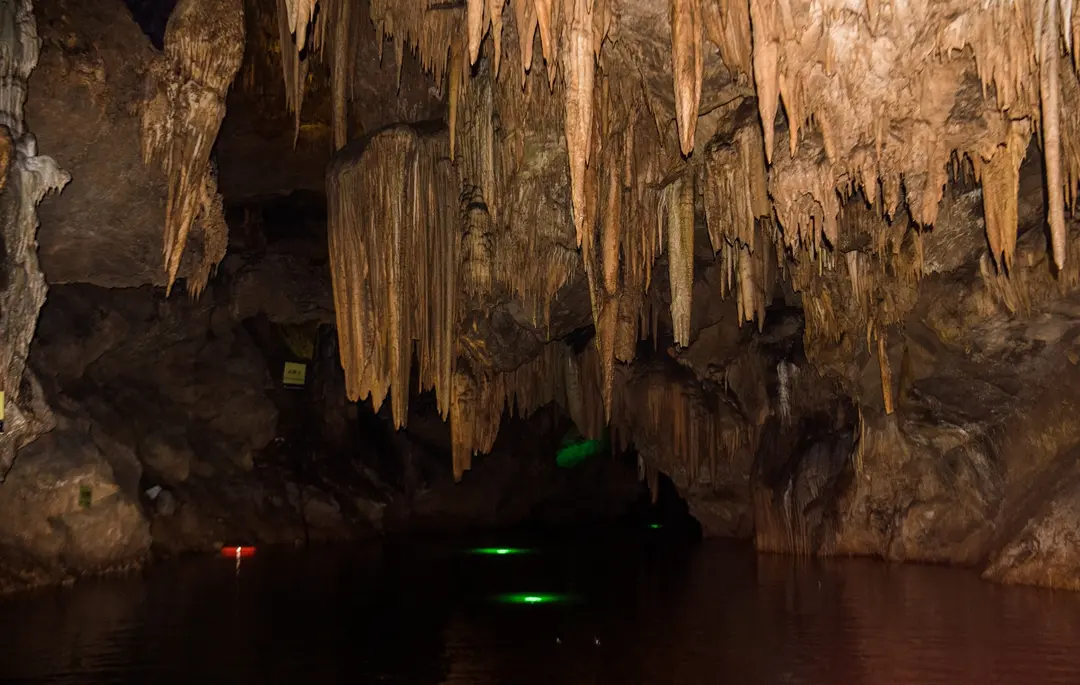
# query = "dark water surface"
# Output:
<box><xmin>1</xmin><ymin>530</ymin><xmax>1079</xmax><ymax>684</ymax></box>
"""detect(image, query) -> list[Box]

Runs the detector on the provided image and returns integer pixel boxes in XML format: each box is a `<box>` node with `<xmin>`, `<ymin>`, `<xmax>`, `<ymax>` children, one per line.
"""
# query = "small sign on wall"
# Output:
<box><xmin>78</xmin><ymin>484</ymin><xmax>92</xmax><ymax>509</ymax></box>
<box><xmin>283</xmin><ymin>362</ymin><xmax>307</xmax><ymax>388</ymax></box>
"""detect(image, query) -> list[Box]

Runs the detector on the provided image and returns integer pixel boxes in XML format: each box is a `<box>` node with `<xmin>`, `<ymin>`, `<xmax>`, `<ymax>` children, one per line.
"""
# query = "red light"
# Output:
<box><xmin>220</xmin><ymin>546</ymin><xmax>257</xmax><ymax>558</ymax></box>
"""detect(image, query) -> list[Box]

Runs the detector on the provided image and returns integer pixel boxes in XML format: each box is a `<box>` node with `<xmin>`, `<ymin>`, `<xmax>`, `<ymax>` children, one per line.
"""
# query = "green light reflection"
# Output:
<box><xmin>470</xmin><ymin>547</ymin><xmax>533</xmax><ymax>556</ymax></box>
<box><xmin>648</xmin><ymin>523</ymin><xmax>663</xmax><ymax>529</ymax></box>
<box><xmin>495</xmin><ymin>593</ymin><xmax>571</xmax><ymax>605</ymax></box>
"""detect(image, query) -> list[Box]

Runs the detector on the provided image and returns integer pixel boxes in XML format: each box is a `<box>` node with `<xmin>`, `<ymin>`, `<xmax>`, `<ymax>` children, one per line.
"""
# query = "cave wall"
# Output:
<box><xmin>0</xmin><ymin>0</ymin><xmax>70</xmax><ymax>479</ymax></box>
<box><xmin>749</xmin><ymin>227</ymin><xmax>1080</xmax><ymax>590</ymax></box>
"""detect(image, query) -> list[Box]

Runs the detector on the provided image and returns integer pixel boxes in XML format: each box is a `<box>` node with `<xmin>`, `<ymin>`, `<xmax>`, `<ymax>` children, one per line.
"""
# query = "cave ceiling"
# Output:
<box><xmin>27</xmin><ymin>0</ymin><xmax>1080</xmax><ymax>480</ymax></box>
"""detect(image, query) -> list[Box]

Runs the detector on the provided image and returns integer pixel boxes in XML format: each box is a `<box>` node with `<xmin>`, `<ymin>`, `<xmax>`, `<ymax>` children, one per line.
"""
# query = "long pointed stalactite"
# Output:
<box><xmin>140</xmin><ymin>0</ymin><xmax>244</xmax><ymax>295</ymax></box>
<box><xmin>671</xmin><ymin>0</ymin><xmax>703</xmax><ymax>156</ymax></box>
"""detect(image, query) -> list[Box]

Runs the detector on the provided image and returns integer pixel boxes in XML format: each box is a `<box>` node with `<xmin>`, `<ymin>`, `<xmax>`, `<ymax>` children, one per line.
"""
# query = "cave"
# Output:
<box><xmin>2</xmin><ymin>0</ymin><xmax>1080</xmax><ymax>680</ymax></box>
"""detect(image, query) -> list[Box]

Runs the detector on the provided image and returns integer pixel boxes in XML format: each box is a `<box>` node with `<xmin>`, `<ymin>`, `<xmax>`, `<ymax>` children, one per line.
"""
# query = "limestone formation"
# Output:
<box><xmin>0</xmin><ymin>0</ymin><xmax>69</xmax><ymax>479</ymax></box>
<box><xmin>140</xmin><ymin>0</ymin><xmax>244</xmax><ymax>295</ymax></box>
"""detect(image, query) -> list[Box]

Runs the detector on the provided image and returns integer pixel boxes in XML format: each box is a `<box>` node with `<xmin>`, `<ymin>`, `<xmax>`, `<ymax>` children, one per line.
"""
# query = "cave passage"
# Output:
<box><xmin>11</xmin><ymin>0</ymin><xmax>1080</xmax><ymax>681</ymax></box>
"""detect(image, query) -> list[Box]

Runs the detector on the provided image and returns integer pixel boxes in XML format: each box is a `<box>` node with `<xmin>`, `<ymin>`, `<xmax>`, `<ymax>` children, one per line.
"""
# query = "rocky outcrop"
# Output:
<box><xmin>0</xmin><ymin>404</ymin><xmax>151</xmax><ymax>591</ymax></box>
<box><xmin>0</xmin><ymin>0</ymin><xmax>70</xmax><ymax>478</ymax></box>
<box><xmin>747</xmin><ymin>216</ymin><xmax>1080</xmax><ymax>588</ymax></box>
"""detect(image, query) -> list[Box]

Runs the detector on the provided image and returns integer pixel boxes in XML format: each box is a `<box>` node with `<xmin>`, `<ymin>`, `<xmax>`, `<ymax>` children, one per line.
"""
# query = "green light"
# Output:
<box><xmin>470</xmin><ymin>547</ymin><xmax>532</xmax><ymax>556</ymax></box>
<box><xmin>648</xmin><ymin>523</ymin><xmax>663</xmax><ymax>529</ymax></box>
<box><xmin>495</xmin><ymin>593</ymin><xmax>569</xmax><ymax>605</ymax></box>
<box><xmin>556</xmin><ymin>438</ymin><xmax>607</xmax><ymax>468</ymax></box>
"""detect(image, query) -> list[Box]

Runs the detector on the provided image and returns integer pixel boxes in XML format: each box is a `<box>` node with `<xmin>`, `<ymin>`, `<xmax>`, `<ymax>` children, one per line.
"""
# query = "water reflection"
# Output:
<box><xmin>0</xmin><ymin>537</ymin><xmax>1078</xmax><ymax>684</ymax></box>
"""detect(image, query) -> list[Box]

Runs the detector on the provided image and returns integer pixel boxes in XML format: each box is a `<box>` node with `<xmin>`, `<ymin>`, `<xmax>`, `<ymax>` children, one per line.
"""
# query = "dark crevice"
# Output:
<box><xmin>123</xmin><ymin>0</ymin><xmax>177</xmax><ymax>49</ymax></box>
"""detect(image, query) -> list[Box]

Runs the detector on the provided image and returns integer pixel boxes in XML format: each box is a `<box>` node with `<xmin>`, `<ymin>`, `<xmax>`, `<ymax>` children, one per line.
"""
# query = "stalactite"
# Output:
<box><xmin>748</xmin><ymin>0</ymin><xmax>779</xmax><ymax>162</ymax></box>
<box><xmin>468</xmin><ymin>0</ymin><xmax>485</xmax><ymax>65</ymax></box>
<box><xmin>745</xmin><ymin>0</ymin><xmax>1080</xmax><ymax>285</ymax></box>
<box><xmin>563</xmin><ymin>0</ymin><xmax>596</xmax><ymax>248</ymax></box>
<box><xmin>514</xmin><ymin>0</ymin><xmax>539</xmax><ymax>85</ymax></box>
<box><xmin>275</xmin><ymin>0</ymin><xmax>308</xmax><ymax>144</ymax></box>
<box><xmin>974</xmin><ymin>119</ymin><xmax>1032</xmax><ymax>271</ymax></box>
<box><xmin>1041</xmin><ymin>0</ymin><xmax>1068</xmax><ymax>268</ymax></box>
<box><xmin>980</xmin><ymin>231</ymin><xmax>1080</xmax><ymax>315</ymax></box>
<box><xmin>701</xmin><ymin>0</ymin><xmax>752</xmax><ymax>80</ymax></box>
<box><xmin>283</xmin><ymin>0</ymin><xmax>318</xmax><ymax>51</ymax></box>
<box><xmin>671</xmin><ymin>0</ymin><xmax>703</xmax><ymax>156</ymax></box>
<box><xmin>570</xmin><ymin>342</ymin><xmax>608</xmax><ymax>438</ymax></box>
<box><xmin>327</xmin><ymin>127</ymin><xmax>459</xmax><ymax>428</ymax></box>
<box><xmin>450</xmin><ymin>369</ymin><xmax>502</xmax><ymax>480</ymax></box>
<box><xmin>449</xmin><ymin>37</ymin><xmax>464</xmax><ymax>161</ymax></box>
<box><xmin>489</xmin><ymin>0</ymin><xmax>505</xmax><ymax>76</ymax></box>
<box><xmin>661</xmin><ymin>174</ymin><xmax>695</xmax><ymax>347</ymax></box>
<box><xmin>369</xmin><ymin>0</ymin><xmax>460</xmax><ymax>88</ymax></box>
<box><xmin>595</xmin><ymin>295</ymin><xmax>618</xmax><ymax>419</ymax></box>
<box><xmin>331</xmin><ymin>0</ymin><xmax>351</xmax><ymax>151</ymax></box>
<box><xmin>877</xmin><ymin>332</ymin><xmax>894</xmax><ymax>414</ymax></box>
<box><xmin>459</xmin><ymin>60</ymin><xmax>499</xmax><ymax>223</ymax></box>
<box><xmin>702</xmin><ymin>108</ymin><xmax>769</xmax><ymax>251</ymax></box>
<box><xmin>611</xmin><ymin>367</ymin><xmax>746</xmax><ymax>489</ymax></box>
<box><xmin>450</xmin><ymin>342</ymin><xmax>585</xmax><ymax>480</ymax></box>
<box><xmin>267</xmin><ymin>0</ymin><xmax>1080</xmax><ymax>489</ymax></box>
<box><xmin>535</xmin><ymin>0</ymin><xmax>557</xmax><ymax>83</ymax></box>
<box><xmin>140</xmin><ymin>0</ymin><xmax>244</xmax><ymax>295</ymax></box>
<box><xmin>600</xmin><ymin>140</ymin><xmax>620</xmax><ymax>295</ymax></box>
<box><xmin>186</xmin><ymin>168</ymin><xmax>228</xmax><ymax>298</ymax></box>
<box><xmin>461</xmin><ymin>185</ymin><xmax>495</xmax><ymax>297</ymax></box>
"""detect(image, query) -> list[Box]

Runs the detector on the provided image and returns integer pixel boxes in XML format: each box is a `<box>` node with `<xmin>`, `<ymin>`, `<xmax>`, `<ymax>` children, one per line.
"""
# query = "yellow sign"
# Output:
<box><xmin>283</xmin><ymin>362</ymin><xmax>307</xmax><ymax>387</ymax></box>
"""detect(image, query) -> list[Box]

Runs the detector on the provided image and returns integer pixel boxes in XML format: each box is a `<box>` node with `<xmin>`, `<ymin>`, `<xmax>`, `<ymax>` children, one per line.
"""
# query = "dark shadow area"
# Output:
<box><xmin>122</xmin><ymin>0</ymin><xmax>177</xmax><ymax>49</ymax></box>
<box><xmin>621</xmin><ymin>469</ymin><xmax>703</xmax><ymax>542</ymax></box>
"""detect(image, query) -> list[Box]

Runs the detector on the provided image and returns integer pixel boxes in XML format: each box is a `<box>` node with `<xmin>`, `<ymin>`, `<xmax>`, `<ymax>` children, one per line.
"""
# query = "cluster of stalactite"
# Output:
<box><xmin>139</xmin><ymin>0</ymin><xmax>244</xmax><ymax>295</ymax></box>
<box><xmin>327</xmin><ymin>126</ymin><xmax>459</xmax><ymax>430</ymax></box>
<box><xmin>298</xmin><ymin>0</ymin><xmax>1080</xmax><ymax>478</ymax></box>
<box><xmin>980</xmin><ymin>226</ymin><xmax>1080</xmax><ymax>316</ymax></box>
<box><xmin>449</xmin><ymin>341</ymin><xmax>595</xmax><ymax>478</ymax></box>
<box><xmin>751</xmin><ymin>0</ymin><xmax>1080</xmax><ymax>272</ymax></box>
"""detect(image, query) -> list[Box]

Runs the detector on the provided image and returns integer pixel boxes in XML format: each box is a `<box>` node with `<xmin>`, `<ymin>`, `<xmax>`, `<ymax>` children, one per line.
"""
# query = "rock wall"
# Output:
<box><xmin>749</xmin><ymin>220</ymin><xmax>1080</xmax><ymax>590</ymax></box>
<box><xmin>0</xmin><ymin>0</ymin><xmax>70</xmax><ymax>478</ymax></box>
